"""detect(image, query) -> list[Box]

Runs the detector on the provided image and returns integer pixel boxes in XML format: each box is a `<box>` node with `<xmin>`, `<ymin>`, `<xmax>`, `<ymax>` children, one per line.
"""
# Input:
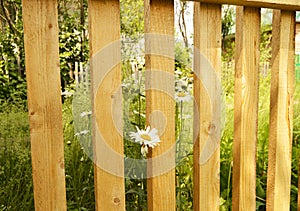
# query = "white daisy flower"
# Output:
<box><xmin>175</xmin><ymin>70</ymin><xmax>183</xmax><ymax>75</ymax></box>
<box><xmin>75</xmin><ymin>130</ymin><xmax>90</xmax><ymax>136</ymax></box>
<box><xmin>129</xmin><ymin>126</ymin><xmax>161</xmax><ymax>156</ymax></box>
<box><xmin>80</xmin><ymin>111</ymin><xmax>92</xmax><ymax>117</ymax></box>
<box><xmin>175</xmin><ymin>91</ymin><xmax>193</xmax><ymax>102</ymax></box>
<box><xmin>61</xmin><ymin>90</ymin><xmax>74</xmax><ymax>97</ymax></box>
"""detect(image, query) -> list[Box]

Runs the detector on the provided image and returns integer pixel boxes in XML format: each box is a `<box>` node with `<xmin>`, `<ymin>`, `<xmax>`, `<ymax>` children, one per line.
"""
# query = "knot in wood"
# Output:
<box><xmin>207</xmin><ymin>123</ymin><xmax>216</xmax><ymax>135</ymax></box>
<box><xmin>113</xmin><ymin>197</ymin><xmax>120</xmax><ymax>205</ymax></box>
<box><xmin>111</xmin><ymin>92</ymin><xmax>116</xmax><ymax>99</ymax></box>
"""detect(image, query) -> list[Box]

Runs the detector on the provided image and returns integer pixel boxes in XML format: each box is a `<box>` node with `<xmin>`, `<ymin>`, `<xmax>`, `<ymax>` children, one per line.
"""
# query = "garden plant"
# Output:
<box><xmin>0</xmin><ymin>0</ymin><xmax>300</xmax><ymax>210</ymax></box>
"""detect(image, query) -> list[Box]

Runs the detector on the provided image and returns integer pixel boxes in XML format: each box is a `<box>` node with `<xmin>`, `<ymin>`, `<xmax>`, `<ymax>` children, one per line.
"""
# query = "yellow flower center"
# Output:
<box><xmin>177</xmin><ymin>92</ymin><xmax>187</xmax><ymax>97</ymax></box>
<box><xmin>141</xmin><ymin>134</ymin><xmax>151</xmax><ymax>141</ymax></box>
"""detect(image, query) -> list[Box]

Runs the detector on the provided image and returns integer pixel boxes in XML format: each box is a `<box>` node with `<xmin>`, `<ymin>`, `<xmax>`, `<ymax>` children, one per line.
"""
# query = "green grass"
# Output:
<box><xmin>0</xmin><ymin>105</ymin><xmax>33</xmax><ymax>211</ymax></box>
<box><xmin>0</xmin><ymin>70</ymin><xmax>299</xmax><ymax>210</ymax></box>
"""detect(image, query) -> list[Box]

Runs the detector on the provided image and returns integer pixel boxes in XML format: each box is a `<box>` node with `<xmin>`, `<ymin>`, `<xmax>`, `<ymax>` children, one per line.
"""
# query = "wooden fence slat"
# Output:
<box><xmin>193</xmin><ymin>3</ymin><xmax>221</xmax><ymax>211</ymax></box>
<box><xmin>232</xmin><ymin>6</ymin><xmax>260</xmax><ymax>211</ymax></box>
<box><xmin>267</xmin><ymin>9</ymin><xmax>295</xmax><ymax>211</ymax></box>
<box><xmin>22</xmin><ymin>0</ymin><xmax>67</xmax><ymax>210</ymax></box>
<box><xmin>144</xmin><ymin>0</ymin><xmax>176</xmax><ymax>210</ymax></box>
<box><xmin>88</xmin><ymin>0</ymin><xmax>125</xmax><ymax>210</ymax></box>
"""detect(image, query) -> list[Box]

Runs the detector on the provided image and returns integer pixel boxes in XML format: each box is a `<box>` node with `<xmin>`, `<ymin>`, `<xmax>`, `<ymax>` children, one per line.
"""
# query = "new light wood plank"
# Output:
<box><xmin>232</xmin><ymin>6</ymin><xmax>260</xmax><ymax>211</ymax></box>
<box><xmin>266</xmin><ymin>9</ymin><xmax>295</xmax><ymax>211</ymax></box>
<box><xmin>88</xmin><ymin>0</ymin><xmax>125</xmax><ymax>210</ymax></box>
<box><xmin>191</xmin><ymin>0</ymin><xmax>300</xmax><ymax>11</ymax></box>
<box><xmin>144</xmin><ymin>0</ymin><xmax>176</xmax><ymax>210</ymax></box>
<box><xmin>22</xmin><ymin>0</ymin><xmax>67</xmax><ymax>210</ymax></box>
<box><xmin>193</xmin><ymin>3</ymin><xmax>221</xmax><ymax>211</ymax></box>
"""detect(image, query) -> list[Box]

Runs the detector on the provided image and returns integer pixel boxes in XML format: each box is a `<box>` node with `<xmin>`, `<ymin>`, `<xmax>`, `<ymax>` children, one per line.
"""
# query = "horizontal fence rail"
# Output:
<box><xmin>193</xmin><ymin>0</ymin><xmax>300</xmax><ymax>10</ymax></box>
<box><xmin>21</xmin><ymin>0</ymin><xmax>297</xmax><ymax>210</ymax></box>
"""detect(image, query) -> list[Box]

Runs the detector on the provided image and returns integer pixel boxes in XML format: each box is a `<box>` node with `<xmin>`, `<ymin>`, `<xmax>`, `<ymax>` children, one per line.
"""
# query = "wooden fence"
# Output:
<box><xmin>22</xmin><ymin>0</ymin><xmax>298</xmax><ymax>210</ymax></box>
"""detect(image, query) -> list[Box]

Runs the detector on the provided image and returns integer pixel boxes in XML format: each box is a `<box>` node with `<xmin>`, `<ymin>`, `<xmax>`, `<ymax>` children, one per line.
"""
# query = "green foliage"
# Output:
<box><xmin>125</xmin><ymin>178</ymin><xmax>147</xmax><ymax>211</ymax></box>
<box><xmin>0</xmin><ymin>110</ymin><xmax>33</xmax><ymax>210</ymax></box>
<box><xmin>222</xmin><ymin>5</ymin><xmax>235</xmax><ymax>62</ymax></box>
<box><xmin>260</xmin><ymin>24</ymin><xmax>272</xmax><ymax>63</ymax></box>
<box><xmin>120</xmin><ymin>0</ymin><xmax>144</xmax><ymax>38</ymax></box>
<box><xmin>2</xmin><ymin>51</ymin><xmax>300</xmax><ymax>211</ymax></box>
<box><xmin>122</xmin><ymin>47</ymin><xmax>148</xmax><ymax>211</ymax></box>
<box><xmin>58</xmin><ymin>0</ymin><xmax>89</xmax><ymax>92</ymax></box>
<box><xmin>291</xmin><ymin>83</ymin><xmax>300</xmax><ymax>210</ymax></box>
<box><xmin>0</xmin><ymin>0</ymin><xmax>26</xmax><ymax>104</ymax></box>
<box><xmin>63</xmin><ymin>100</ymin><xmax>95</xmax><ymax>210</ymax></box>
<box><xmin>222</xmin><ymin>5</ymin><xmax>235</xmax><ymax>39</ymax></box>
<box><xmin>0</xmin><ymin>0</ymin><xmax>90</xmax><ymax>102</ymax></box>
<box><xmin>175</xmin><ymin>41</ymin><xmax>192</xmax><ymax>75</ymax></box>
<box><xmin>0</xmin><ymin>140</ymin><xmax>33</xmax><ymax>211</ymax></box>
<box><xmin>1</xmin><ymin>1</ymin><xmax>300</xmax><ymax>211</ymax></box>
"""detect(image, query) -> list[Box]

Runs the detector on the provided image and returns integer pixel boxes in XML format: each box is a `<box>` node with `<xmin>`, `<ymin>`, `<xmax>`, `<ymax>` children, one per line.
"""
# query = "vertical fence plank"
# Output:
<box><xmin>267</xmin><ymin>10</ymin><xmax>295</xmax><ymax>211</ymax></box>
<box><xmin>22</xmin><ymin>0</ymin><xmax>67</xmax><ymax>210</ymax></box>
<box><xmin>88</xmin><ymin>0</ymin><xmax>125</xmax><ymax>210</ymax></box>
<box><xmin>232</xmin><ymin>6</ymin><xmax>260</xmax><ymax>211</ymax></box>
<box><xmin>144</xmin><ymin>0</ymin><xmax>176</xmax><ymax>210</ymax></box>
<box><xmin>193</xmin><ymin>3</ymin><xmax>221</xmax><ymax>210</ymax></box>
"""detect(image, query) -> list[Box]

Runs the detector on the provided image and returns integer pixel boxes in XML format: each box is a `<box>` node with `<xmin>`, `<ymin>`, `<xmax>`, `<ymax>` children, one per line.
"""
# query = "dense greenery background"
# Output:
<box><xmin>0</xmin><ymin>0</ymin><xmax>299</xmax><ymax>210</ymax></box>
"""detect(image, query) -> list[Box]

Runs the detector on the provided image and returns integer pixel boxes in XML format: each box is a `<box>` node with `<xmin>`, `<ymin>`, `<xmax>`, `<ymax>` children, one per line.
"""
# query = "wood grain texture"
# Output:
<box><xmin>22</xmin><ymin>0</ymin><xmax>67</xmax><ymax>210</ymax></box>
<box><xmin>193</xmin><ymin>3</ymin><xmax>221</xmax><ymax>211</ymax></box>
<box><xmin>88</xmin><ymin>0</ymin><xmax>125</xmax><ymax>210</ymax></box>
<box><xmin>266</xmin><ymin>9</ymin><xmax>295</xmax><ymax>211</ymax></box>
<box><xmin>191</xmin><ymin>0</ymin><xmax>300</xmax><ymax>11</ymax></box>
<box><xmin>232</xmin><ymin>6</ymin><xmax>260</xmax><ymax>211</ymax></box>
<box><xmin>145</xmin><ymin>0</ymin><xmax>176</xmax><ymax>210</ymax></box>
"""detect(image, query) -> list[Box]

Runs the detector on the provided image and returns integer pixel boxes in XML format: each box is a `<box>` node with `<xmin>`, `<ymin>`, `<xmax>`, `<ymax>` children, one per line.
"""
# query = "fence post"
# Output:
<box><xmin>193</xmin><ymin>2</ymin><xmax>221</xmax><ymax>210</ymax></box>
<box><xmin>22</xmin><ymin>0</ymin><xmax>67</xmax><ymax>210</ymax></box>
<box><xmin>232</xmin><ymin>6</ymin><xmax>260</xmax><ymax>211</ymax></box>
<box><xmin>144</xmin><ymin>0</ymin><xmax>176</xmax><ymax>210</ymax></box>
<box><xmin>267</xmin><ymin>9</ymin><xmax>295</xmax><ymax>211</ymax></box>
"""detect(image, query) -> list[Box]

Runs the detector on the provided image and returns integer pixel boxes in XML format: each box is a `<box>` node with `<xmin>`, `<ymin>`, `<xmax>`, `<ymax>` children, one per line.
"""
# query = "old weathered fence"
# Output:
<box><xmin>22</xmin><ymin>0</ymin><xmax>298</xmax><ymax>210</ymax></box>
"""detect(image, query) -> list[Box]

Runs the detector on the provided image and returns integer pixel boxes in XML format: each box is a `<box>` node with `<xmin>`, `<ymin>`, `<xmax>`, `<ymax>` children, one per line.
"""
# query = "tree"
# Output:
<box><xmin>221</xmin><ymin>5</ymin><xmax>235</xmax><ymax>61</ymax></box>
<box><xmin>58</xmin><ymin>0</ymin><xmax>89</xmax><ymax>93</ymax></box>
<box><xmin>0</xmin><ymin>0</ymin><xmax>26</xmax><ymax>103</ymax></box>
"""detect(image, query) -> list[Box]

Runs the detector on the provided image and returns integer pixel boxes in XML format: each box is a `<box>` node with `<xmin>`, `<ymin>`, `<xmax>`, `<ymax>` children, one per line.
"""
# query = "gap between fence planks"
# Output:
<box><xmin>22</xmin><ymin>0</ymin><xmax>67</xmax><ymax>210</ymax></box>
<box><xmin>193</xmin><ymin>3</ymin><xmax>221</xmax><ymax>210</ymax></box>
<box><xmin>145</xmin><ymin>0</ymin><xmax>176</xmax><ymax>210</ymax></box>
<box><xmin>232</xmin><ymin>6</ymin><xmax>260</xmax><ymax>211</ymax></box>
<box><xmin>267</xmin><ymin>9</ymin><xmax>295</xmax><ymax>211</ymax></box>
<box><xmin>88</xmin><ymin>0</ymin><xmax>125</xmax><ymax>210</ymax></box>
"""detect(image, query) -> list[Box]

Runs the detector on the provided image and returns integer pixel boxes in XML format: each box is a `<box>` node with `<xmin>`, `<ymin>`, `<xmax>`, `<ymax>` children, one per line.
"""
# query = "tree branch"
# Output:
<box><xmin>0</xmin><ymin>0</ymin><xmax>20</xmax><ymax>35</ymax></box>
<box><xmin>178</xmin><ymin>1</ymin><xmax>188</xmax><ymax>47</ymax></box>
